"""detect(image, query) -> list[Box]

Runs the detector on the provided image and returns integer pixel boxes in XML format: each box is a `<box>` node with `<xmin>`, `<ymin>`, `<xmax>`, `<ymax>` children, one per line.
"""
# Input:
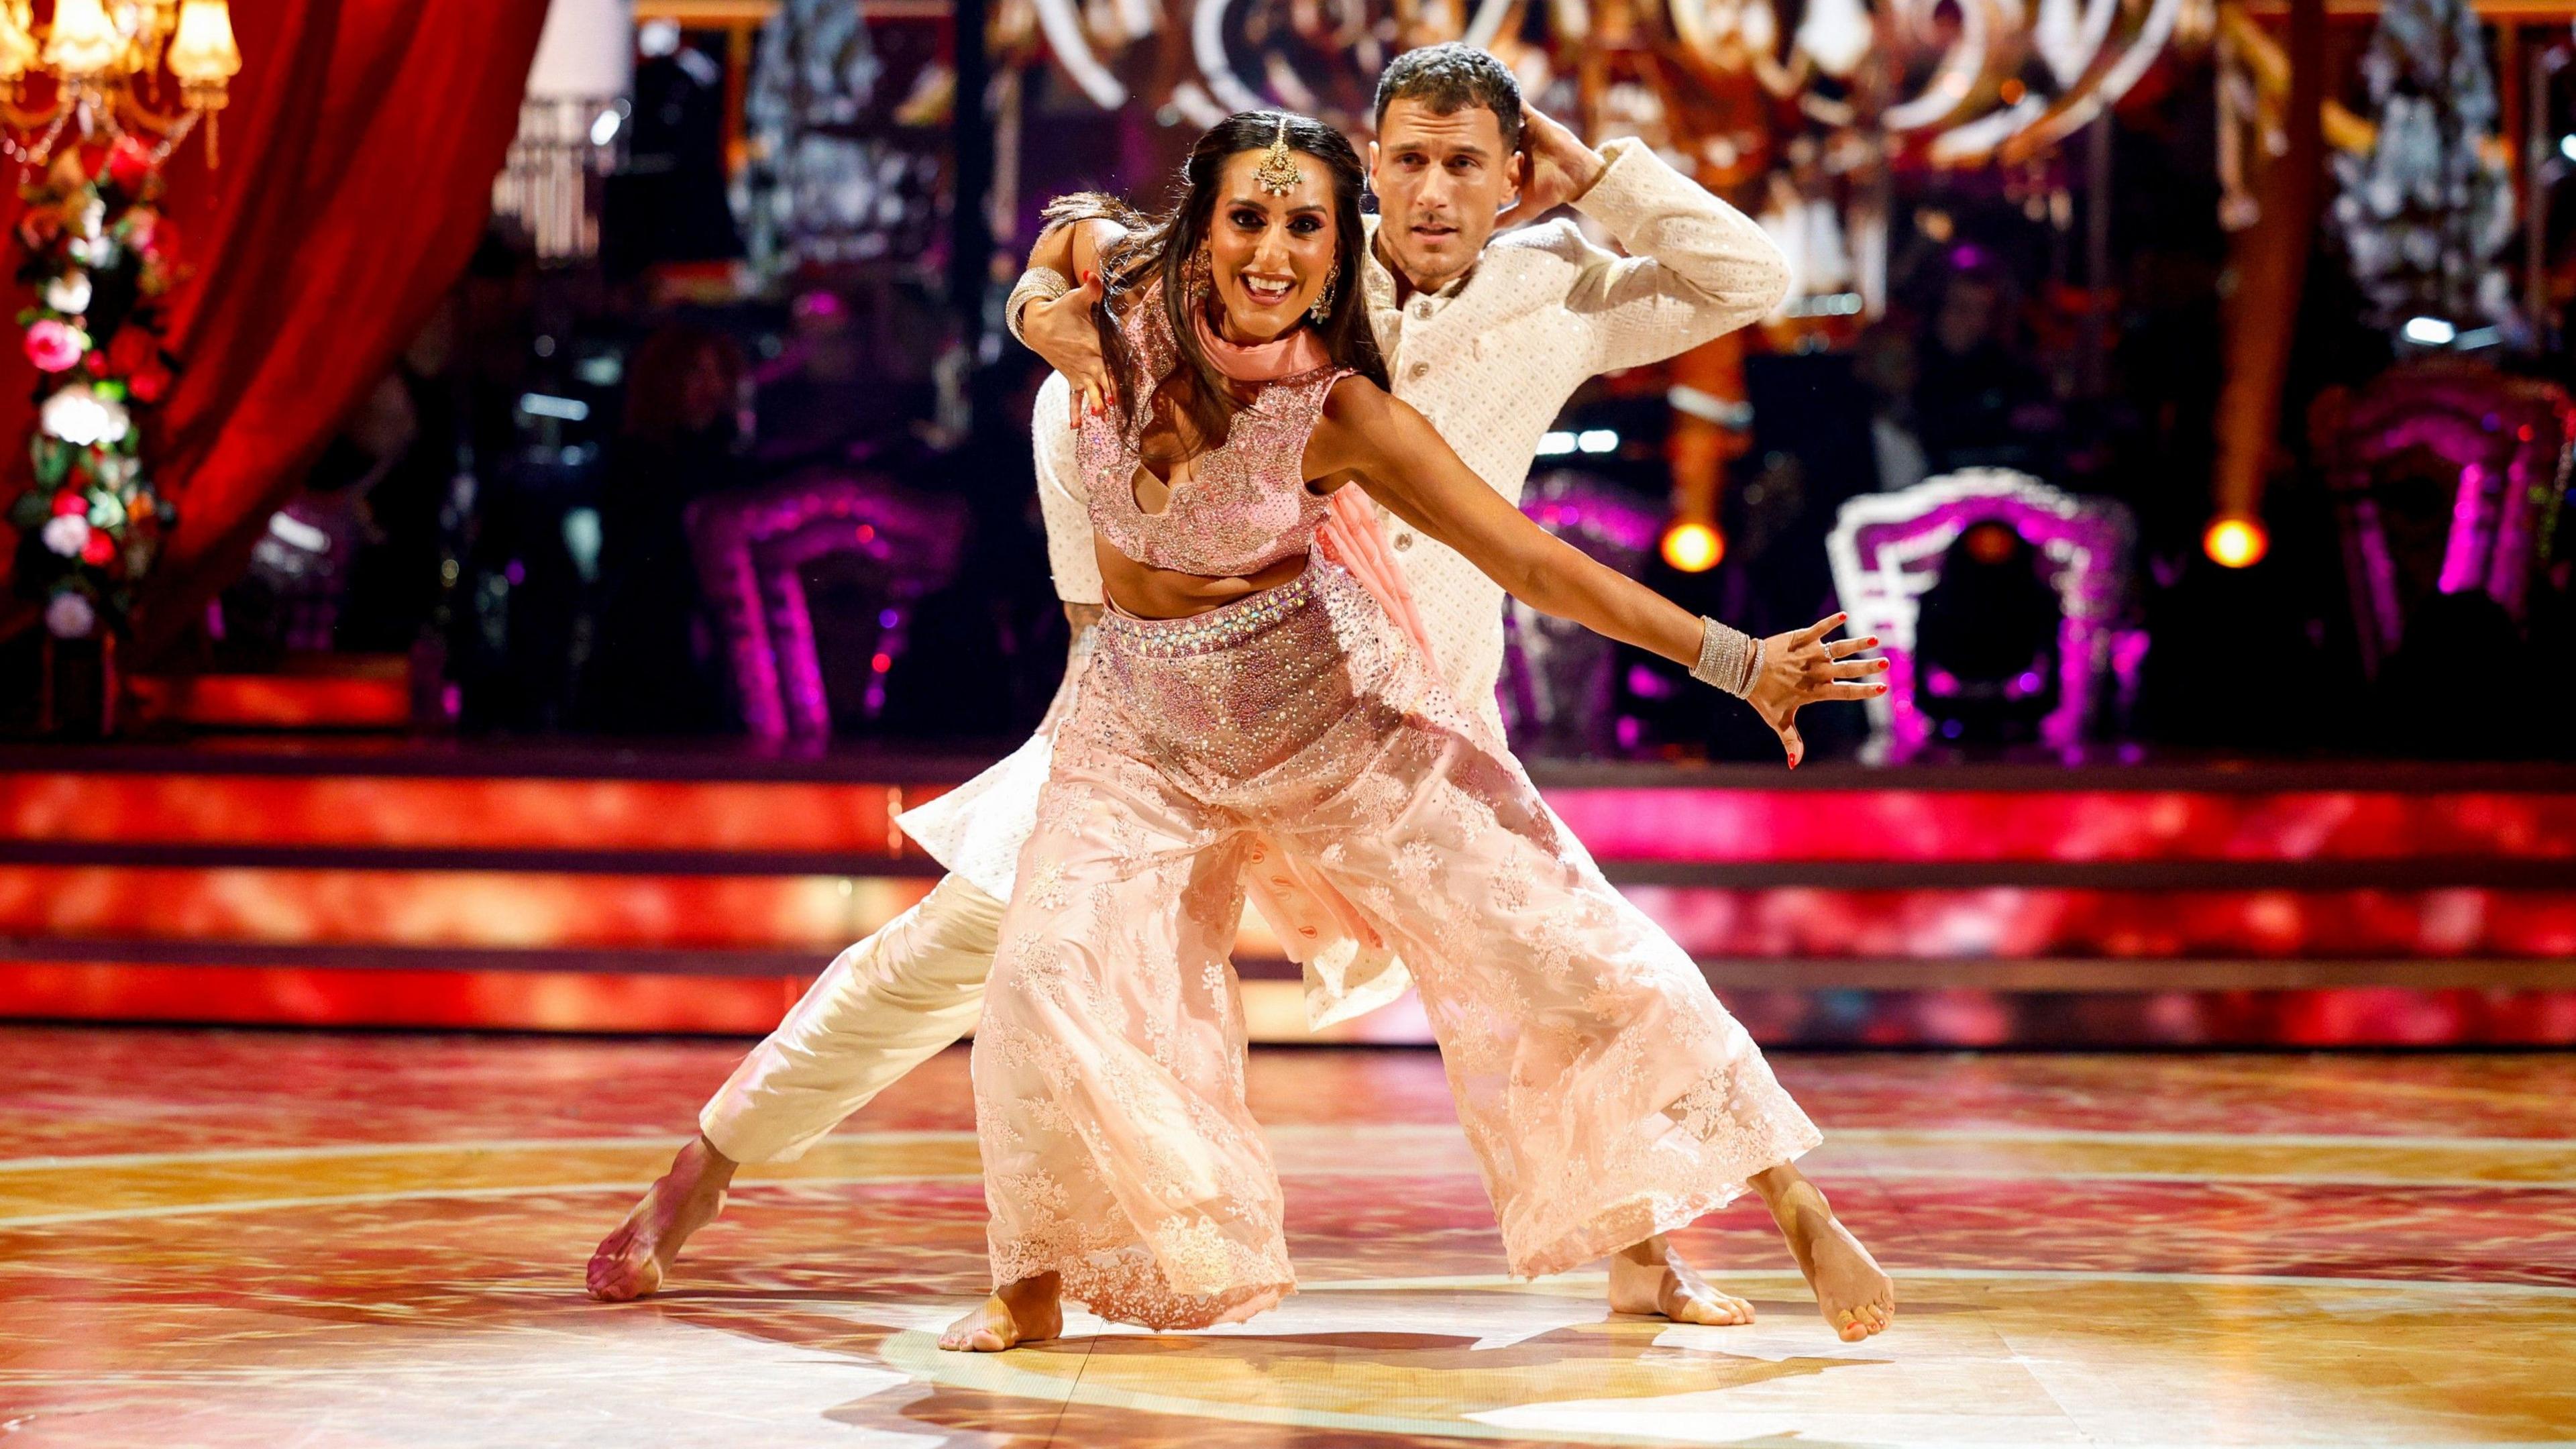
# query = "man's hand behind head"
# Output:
<box><xmin>1493</xmin><ymin>105</ymin><xmax>1605</xmax><ymax>229</ymax></box>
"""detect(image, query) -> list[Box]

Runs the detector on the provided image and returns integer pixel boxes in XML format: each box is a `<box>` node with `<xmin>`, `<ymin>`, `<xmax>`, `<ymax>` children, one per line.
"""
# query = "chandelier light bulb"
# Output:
<box><xmin>166</xmin><ymin>0</ymin><xmax>238</xmax><ymax>86</ymax></box>
<box><xmin>42</xmin><ymin>0</ymin><xmax>124</xmax><ymax>78</ymax></box>
<box><xmin>0</xmin><ymin>3</ymin><xmax>36</xmax><ymax>81</ymax></box>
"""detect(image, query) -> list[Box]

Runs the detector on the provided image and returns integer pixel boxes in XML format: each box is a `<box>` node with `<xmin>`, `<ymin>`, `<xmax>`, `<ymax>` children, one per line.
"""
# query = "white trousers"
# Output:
<box><xmin>696</xmin><ymin>872</ymin><xmax>1004</xmax><ymax>1164</ymax></box>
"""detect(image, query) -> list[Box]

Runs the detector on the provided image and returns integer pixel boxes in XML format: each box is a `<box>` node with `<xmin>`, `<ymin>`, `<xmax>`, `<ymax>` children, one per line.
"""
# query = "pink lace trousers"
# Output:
<box><xmin>973</xmin><ymin>561</ymin><xmax>1821</xmax><ymax>1330</ymax></box>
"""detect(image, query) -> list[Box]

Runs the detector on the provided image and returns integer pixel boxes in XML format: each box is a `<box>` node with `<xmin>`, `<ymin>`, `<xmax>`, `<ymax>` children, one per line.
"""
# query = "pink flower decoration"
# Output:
<box><xmin>44</xmin><ymin>590</ymin><xmax>95</xmax><ymax>639</ymax></box>
<box><xmin>40</xmin><ymin>513</ymin><xmax>90</xmax><ymax>557</ymax></box>
<box><xmin>105</xmin><ymin>136</ymin><xmax>156</xmax><ymax>193</ymax></box>
<box><xmin>25</xmin><ymin>318</ymin><xmax>86</xmax><ymax>372</ymax></box>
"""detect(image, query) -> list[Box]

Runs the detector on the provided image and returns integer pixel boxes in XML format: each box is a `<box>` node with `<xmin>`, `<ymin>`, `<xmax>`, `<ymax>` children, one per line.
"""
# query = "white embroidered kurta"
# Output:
<box><xmin>1358</xmin><ymin>136</ymin><xmax>1789</xmax><ymax>735</ymax></box>
<box><xmin>899</xmin><ymin>136</ymin><xmax>1788</xmax><ymax>1024</ymax></box>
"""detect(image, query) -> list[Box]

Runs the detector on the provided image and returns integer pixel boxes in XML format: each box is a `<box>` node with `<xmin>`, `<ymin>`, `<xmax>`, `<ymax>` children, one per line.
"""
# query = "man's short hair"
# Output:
<box><xmin>1373</xmin><ymin>44</ymin><xmax>1524</xmax><ymax>154</ymax></box>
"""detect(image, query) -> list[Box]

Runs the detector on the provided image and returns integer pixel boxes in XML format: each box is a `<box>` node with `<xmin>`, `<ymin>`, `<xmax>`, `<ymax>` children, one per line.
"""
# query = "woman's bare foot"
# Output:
<box><xmin>1607</xmin><ymin>1234</ymin><xmax>1755</xmax><ymax>1326</ymax></box>
<box><xmin>938</xmin><ymin>1273</ymin><xmax>1063</xmax><ymax>1352</ymax></box>
<box><xmin>1754</xmin><ymin>1167</ymin><xmax>1895</xmax><ymax>1342</ymax></box>
<box><xmin>585</xmin><ymin>1134</ymin><xmax>738</xmax><ymax>1302</ymax></box>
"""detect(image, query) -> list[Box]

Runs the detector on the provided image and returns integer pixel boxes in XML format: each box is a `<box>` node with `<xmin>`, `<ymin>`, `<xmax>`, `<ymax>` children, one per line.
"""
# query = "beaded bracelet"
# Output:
<box><xmin>1005</xmin><ymin>266</ymin><xmax>1073</xmax><ymax>346</ymax></box>
<box><xmin>1690</xmin><ymin>616</ymin><xmax>1764</xmax><ymax>698</ymax></box>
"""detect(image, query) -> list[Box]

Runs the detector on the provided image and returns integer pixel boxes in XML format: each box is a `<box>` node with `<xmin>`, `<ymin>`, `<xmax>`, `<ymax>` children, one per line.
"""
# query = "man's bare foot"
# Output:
<box><xmin>1607</xmin><ymin>1234</ymin><xmax>1755</xmax><ymax>1326</ymax></box>
<box><xmin>586</xmin><ymin>1134</ymin><xmax>739</xmax><ymax>1302</ymax></box>
<box><xmin>1756</xmin><ymin>1168</ymin><xmax>1895</xmax><ymax>1342</ymax></box>
<box><xmin>938</xmin><ymin>1273</ymin><xmax>1063</xmax><ymax>1352</ymax></box>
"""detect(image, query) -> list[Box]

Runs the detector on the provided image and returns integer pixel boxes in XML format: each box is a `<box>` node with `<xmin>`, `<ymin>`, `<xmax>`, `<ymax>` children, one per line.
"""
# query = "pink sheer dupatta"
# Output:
<box><xmin>1313</xmin><ymin>486</ymin><xmax>1438</xmax><ymax>667</ymax></box>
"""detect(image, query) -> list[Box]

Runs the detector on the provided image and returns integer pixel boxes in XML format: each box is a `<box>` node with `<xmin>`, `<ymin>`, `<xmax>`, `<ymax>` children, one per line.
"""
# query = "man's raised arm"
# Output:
<box><xmin>1527</xmin><ymin>110</ymin><xmax>1790</xmax><ymax>373</ymax></box>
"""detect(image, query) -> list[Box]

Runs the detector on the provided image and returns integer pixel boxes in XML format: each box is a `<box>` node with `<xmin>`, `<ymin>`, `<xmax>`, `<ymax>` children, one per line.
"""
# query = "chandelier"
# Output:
<box><xmin>0</xmin><ymin>0</ymin><xmax>240</xmax><ymax>167</ymax></box>
<box><xmin>1017</xmin><ymin>0</ymin><xmax>2184</xmax><ymax>169</ymax></box>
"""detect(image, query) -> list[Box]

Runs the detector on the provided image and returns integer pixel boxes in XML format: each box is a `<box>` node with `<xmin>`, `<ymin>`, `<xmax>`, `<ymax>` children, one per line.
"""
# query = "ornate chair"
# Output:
<box><xmin>1499</xmin><ymin>470</ymin><xmax>1662</xmax><ymax>756</ymax></box>
<box><xmin>1826</xmin><ymin>469</ymin><xmax>2141</xmax><ymax>754</ymax></box>
<box><xmin>2310</xmin><ymin>361</ymin><xmax>2573</xmax><ymax>676</ymax></box>
<box><xmin>687</xmin><ymin>472</ymin><xmax>965</xmax><ymax>742</ymax></box>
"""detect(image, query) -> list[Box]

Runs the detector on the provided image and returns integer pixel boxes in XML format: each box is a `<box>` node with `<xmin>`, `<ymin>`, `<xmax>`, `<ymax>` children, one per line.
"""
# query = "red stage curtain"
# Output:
<box><xmin>0</xmin><ymin>0</ymin><xmax>550</xmax><ymax>656</ymax></box>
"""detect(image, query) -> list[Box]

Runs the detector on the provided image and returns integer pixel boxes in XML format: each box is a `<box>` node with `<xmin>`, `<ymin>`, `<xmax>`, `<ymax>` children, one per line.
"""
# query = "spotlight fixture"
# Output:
<box><xmin>2204</xmin><ymin>517</ymin><xmax>2267</xmax><ymax>568</ymax></box>
<box><xmin>1660</xmin><ymin>520</ymin><xmax>1723</xmax><ymax>573</ymax></box>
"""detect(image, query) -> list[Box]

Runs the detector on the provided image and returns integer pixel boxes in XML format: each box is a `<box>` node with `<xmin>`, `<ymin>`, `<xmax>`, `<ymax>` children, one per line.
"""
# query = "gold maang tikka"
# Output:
<box><xmin>1253</xmin><ymin>115</ymin><xmax>1304</xmax><ymax>197</ymax></box>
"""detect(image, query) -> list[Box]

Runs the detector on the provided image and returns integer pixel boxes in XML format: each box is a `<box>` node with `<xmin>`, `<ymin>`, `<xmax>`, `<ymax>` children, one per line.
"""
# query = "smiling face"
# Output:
<box><xmin>1367</xmin><ymin>98</ymin><xmax>1524</xmax><ymax>294</ymax></box>
<box><xmin>1201</xmin><ymin>149</ymin><xmax>1342</xmax><ymax>344</ymax></box>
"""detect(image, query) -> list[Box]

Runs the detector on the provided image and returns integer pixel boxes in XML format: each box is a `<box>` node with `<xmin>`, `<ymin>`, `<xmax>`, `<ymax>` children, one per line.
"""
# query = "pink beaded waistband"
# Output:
<box><xmin>1100</xmin><ymin>559</ymin><xmax>1328</xmax><ymax>659</ymax></box>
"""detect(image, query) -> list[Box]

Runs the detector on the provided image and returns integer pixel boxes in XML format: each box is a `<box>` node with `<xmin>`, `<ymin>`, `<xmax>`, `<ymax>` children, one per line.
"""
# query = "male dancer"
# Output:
<box><xmin>589</xmin><ymin>44</ymin><xmax>1894</xmax><ymax>1346</ymax></box>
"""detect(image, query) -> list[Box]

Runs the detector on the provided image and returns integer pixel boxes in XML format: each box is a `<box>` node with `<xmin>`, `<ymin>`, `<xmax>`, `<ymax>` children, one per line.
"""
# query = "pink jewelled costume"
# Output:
<box><xmin>1074</xmin><ymin>285</ymin><xmax>1342</xmax><ymax>578</ymax></box>
<box><xmin>975</xmin><ymin>286</ymin><xmax>1820</xmax><ymax>1330</ymax></box>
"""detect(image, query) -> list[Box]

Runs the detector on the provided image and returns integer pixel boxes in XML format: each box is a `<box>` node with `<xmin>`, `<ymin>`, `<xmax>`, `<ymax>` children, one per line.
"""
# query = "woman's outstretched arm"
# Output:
<box><xmin>1308</xmin><ymin>378</ymin><xmax>1887</xmax><ymax>764</ymax></box>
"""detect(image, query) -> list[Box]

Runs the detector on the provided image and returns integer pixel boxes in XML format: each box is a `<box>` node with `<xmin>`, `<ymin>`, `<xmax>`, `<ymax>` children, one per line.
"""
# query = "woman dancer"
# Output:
<box><xmin>945</xmin><ymin>111</ymin><xmax>1892</xmax><ymax>1351</ymax></box>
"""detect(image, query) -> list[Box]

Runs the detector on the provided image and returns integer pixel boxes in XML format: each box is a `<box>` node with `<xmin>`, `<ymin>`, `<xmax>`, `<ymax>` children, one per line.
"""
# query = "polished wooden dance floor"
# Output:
<box><xmin>4</xmin><ymin>1028</ymin><xmax>2573</xmax><ymax>1447</ymax></box>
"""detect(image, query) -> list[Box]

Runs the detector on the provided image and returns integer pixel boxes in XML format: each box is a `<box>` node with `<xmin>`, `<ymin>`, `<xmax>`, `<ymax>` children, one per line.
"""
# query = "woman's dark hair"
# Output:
<box><xmin>1042</xmin><ymin>111</ymin><xmax>1389</xmax><ymax>446</ymax></box>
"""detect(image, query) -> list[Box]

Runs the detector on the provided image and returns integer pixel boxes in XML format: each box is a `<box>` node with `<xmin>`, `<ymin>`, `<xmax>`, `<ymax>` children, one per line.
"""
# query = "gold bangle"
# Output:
<box><xmin>1006</xmin><ymin>266</ymin><xmax>1073</xmax><ymax>346</ymax></box>
<box><xmin>1691</xmin><ymin>616</ymin><xmax>1760</xmax><ymax>699</ymax></box>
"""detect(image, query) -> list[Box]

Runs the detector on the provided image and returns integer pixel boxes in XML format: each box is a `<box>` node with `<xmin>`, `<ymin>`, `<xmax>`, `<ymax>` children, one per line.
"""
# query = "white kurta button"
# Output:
<box><xmin>1410</xmin><ymin>362</ymin><xmax>1430</xmax><ymax>379</ymax></box>
<box><xmin>1414</xmin><ymin>301</ymin><xmax>1434</xmax><ymax>319</ymax></box>
<box><xmin>1395</xmin><ymin>532</ymin><xmax>1413</xmax><ymax>550</ymax></box>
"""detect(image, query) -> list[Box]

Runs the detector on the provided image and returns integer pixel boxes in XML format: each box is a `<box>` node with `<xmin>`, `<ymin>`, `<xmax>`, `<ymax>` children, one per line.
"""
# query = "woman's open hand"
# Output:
<box><xmin>1025</xmin><ymin>269</ymin><xmax>1115</xmax><ymax>423</ymax></box>
<box><xmin>1748</xmin><ymin>612</ymin><xmax>1889</xmax><ymax>769</ymax></box>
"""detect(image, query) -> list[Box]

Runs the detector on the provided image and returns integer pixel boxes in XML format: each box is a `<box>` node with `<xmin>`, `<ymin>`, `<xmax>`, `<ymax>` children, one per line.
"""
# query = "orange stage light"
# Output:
<box><xmin>1662</xmin><ymin>521</ymin><xmax>1723</xmax><ymax>572</ymax></box>
<box><xmin>2204</xmin><ymin>517</ymin><xmax>2268</xmax><ymax>569</ymax></box>
<box><xmin>1964</xmin><ymin>521</ymin><xmax>2019</xmax><ymax>565</ymax></box>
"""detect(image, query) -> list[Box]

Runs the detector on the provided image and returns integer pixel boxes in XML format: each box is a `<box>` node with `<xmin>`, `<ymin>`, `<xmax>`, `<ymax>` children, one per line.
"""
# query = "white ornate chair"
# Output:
<box><xmin>1826</xmin><ymin>469</ymin><xmax>2141</xmax><ymax>754</ymax></box>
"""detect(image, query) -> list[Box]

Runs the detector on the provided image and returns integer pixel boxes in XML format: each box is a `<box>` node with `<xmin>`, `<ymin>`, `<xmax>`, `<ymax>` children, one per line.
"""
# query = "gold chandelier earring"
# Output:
<box><xmin>1187</xmin><ymin>246</ymin><xmax>1213</xmax><ymax>309</ymax></box>
<box><xmin>1308</xmin><ymin>265</ymin><xmax>1338</xmax><ymax>325</ymax></box>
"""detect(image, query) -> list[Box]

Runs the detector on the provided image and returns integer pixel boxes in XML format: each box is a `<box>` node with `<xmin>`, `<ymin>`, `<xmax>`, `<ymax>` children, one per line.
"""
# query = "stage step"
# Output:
<box><xmin>5</xmin><ymin>867</ymin><xmax>2570</xmax><ymax>957</ymax></box>
<box><xmin>12</xmin><ymin>755</ymin><xmax>2574</xmax><ymax>858</ymax></box>
<box><xmin>6</xmin><ymin>746</ymin><xmax>2574</xmax><ymax>1045</ymax></box>
<box><xmin>14</xmin><ymin>937</ymin><xmax>2576</xmax><ymax>989</ymax></box>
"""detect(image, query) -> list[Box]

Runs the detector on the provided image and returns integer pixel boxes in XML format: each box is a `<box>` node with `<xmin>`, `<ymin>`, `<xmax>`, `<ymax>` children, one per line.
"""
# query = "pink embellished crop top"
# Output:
<box><xmin>1073</xmin><ymin>280</ymin><xmax>1352</xmax><ymax>578</ymax></box>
